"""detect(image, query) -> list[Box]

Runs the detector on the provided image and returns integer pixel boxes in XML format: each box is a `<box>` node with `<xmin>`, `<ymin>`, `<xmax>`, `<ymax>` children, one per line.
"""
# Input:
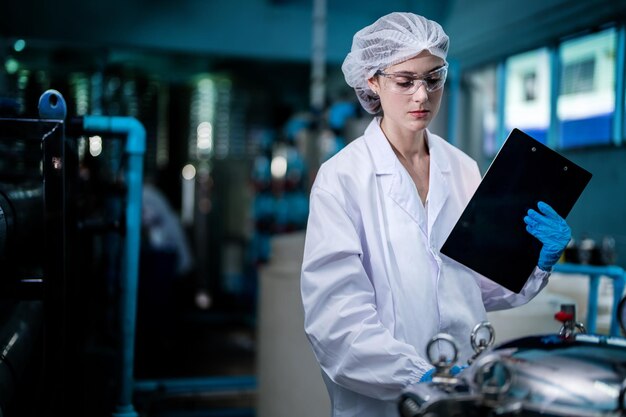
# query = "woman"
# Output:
<box><xmin>300</xmin><ymin>12</ymin><xmax>570</xmax><ymax>417</ymax></box>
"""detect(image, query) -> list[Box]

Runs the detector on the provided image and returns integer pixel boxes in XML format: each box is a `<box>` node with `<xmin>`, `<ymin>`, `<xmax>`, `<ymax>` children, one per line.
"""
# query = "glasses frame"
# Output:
<box><xmin>376</xmin><ymin>63</ymin><xmax>449</xmax><ymax>94</ymax></box>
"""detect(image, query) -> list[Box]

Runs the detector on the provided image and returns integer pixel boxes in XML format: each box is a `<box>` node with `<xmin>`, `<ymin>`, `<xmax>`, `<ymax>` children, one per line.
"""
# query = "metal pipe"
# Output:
<box><xmin>552</xmin><ymin>263</ymin><xmax>626</xmax><ymax>336</ymax></box>
<box><xmin>82</xmin><ymin>116</ymin><xmax>146</xmax><ymax>417</ymax></box>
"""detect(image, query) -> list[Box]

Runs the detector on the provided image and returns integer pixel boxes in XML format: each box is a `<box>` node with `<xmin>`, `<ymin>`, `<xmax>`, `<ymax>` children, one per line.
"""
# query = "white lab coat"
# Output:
<box><xmin>300</xmin><ymin>118</ymin><xmax>549</xmax><ymax>417</ymax></box>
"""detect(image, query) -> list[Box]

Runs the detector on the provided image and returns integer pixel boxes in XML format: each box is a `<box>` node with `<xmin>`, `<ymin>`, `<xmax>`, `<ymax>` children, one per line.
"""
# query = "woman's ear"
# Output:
<box><xmin>367</xmin><ymin>77</ymin><xmax>380</xmax><ymax>96</ymax></box>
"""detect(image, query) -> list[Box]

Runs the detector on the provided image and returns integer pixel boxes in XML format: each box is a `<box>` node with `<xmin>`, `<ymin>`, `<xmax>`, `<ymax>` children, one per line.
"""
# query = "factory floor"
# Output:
<box><xmin>133</xmin><ymin>308</ymin><xmax>257</xmax><ymax>417</ymax></box>
<box><xmin>84</xmin><ymin>279</ymin><xmax>258</xmax><ymax>417</ymax></box>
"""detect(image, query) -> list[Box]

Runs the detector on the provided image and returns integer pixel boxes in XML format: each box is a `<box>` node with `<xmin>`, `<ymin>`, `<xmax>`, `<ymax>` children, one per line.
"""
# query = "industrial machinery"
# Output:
<box><xmin>0</xmin><ymin>94</ymin><xmax>73</xmax><ymax>417</ymax></box>
<box><xmin>0</xmin><ymin>90</ymin><xmax>146</xmax><ymax>417</ymax></box>
<box><xmin>399</xmin><ymin>303</ymin><xmax>626</xmax><ymax>417</ymax></box>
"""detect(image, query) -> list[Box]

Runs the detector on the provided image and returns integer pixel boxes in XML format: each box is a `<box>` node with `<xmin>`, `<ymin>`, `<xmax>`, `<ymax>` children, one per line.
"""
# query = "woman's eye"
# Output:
<box><xmin>395</xmin><ymin>79</ymin><xmax>414</xmax><ymax>88</ymax></box>
<box><xmin>425</xmin><ymin>77</ymin><xmax>442</xmax><ymax>87</ymax></box>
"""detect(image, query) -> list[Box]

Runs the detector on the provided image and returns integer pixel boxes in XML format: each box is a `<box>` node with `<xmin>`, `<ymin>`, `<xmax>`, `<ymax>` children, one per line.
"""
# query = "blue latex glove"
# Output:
<box><xmin>524</xmin><ymin>201</ymin><xmax>571</xmax><ymax>271</ymax></box>
<box><xmin>419</xmin><ymin>367</ymin><xmax>436</xmax><ymax>382</ymax></box>
<box><xmin>419</xmin><ymin>365</ymin><xmax>467</xmax><ymax>382</ymax></box>
<box><xmin>450</xmin><ymin>364</ymin><xmax>467</xmax><ymax>376</ymax></box>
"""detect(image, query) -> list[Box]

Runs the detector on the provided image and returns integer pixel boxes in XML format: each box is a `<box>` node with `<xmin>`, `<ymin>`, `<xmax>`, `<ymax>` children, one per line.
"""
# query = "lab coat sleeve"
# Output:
<box><xmin>301</xmin><ymin>185</ymin><xmax>432</xmax><ymax>401</ymax></box>
<box><xmin>477</xmin><ymin>267</ymin><xmax>550</xmax><ymax>312</ymax></box>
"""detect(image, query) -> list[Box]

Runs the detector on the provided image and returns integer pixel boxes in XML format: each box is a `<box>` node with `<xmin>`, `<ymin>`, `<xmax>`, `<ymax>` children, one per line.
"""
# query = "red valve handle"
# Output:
<box><xmin>554</xmin><ymin>311</ymin><xmax>574</xmax><ymax>323</ymax></box>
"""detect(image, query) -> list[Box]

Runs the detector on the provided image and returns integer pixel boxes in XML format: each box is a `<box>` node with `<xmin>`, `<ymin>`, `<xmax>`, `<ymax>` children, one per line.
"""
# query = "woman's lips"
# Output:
<box><xmin>408</xmin><ymin>110</ymin><xmax>429</xmax><ymax>118</ymax></box>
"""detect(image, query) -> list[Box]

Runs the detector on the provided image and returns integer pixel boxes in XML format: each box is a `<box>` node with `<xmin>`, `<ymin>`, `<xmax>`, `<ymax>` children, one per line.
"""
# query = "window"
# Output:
<box><xmin>557</xmin><ymin>28</ymin><xmax>617</xmax><ymax>148</ymax></box>
<box><xmin>504</xmin><ymin>48</ymin><xmax>551</xmax><ymax>145</ymax></box>
<box><xmin>561</xmin><ymin>58</ymin><xmax>595</xmax><ymax>95</ymax></box>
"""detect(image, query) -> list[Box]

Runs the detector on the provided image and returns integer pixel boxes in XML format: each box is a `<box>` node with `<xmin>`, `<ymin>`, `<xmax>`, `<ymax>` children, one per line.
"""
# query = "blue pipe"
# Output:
<box><xmin>548</xmin><ymin>46</ymin><xmax>560</xmax><ymax>148</ymax></box>
<box><xmin>552</xmin><ymin>263</ymin><xmax>626</xmax><ymax>337</ymax></box>
<box><xmin>614</xmin><ymin>25</ymin><xmax>625</xmax><ymax>144</ymax></box>
<box><xmin>134</xmin><ymin>375</ymin><xmax>257</xmax><ymax>395</ymax></box>
<box><xmin>82</xmin><ymin>116</ymin><xmax>146</xmax><ymax>417</ymax></box>
<box><xmin>587</xmin><ymin>274</ymin><xmax>600</xmax><ymax>334</ymax></box>
<box><xmin>149</xmin><ymin>409</ymin><xmax>255</xmax><ymax>417</ymax></box>
<box><xmin>495</xmin><ymin>61</ymin><xmax>506</xmax><ymax>150</ymax></box>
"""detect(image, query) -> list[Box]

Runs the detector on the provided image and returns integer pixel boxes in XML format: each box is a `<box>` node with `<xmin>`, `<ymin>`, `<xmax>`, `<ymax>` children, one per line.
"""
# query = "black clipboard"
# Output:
<box><xmin>440</xmin><ymin>128</ymin><xmax>592</xmax><ymax>293</ymax></box>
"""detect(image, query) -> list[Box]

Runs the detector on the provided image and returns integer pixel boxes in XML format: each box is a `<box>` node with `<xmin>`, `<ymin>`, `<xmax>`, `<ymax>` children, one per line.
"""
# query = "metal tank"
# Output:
<box><xmin>399</xmin><ymin>304</ymin><xmax>626</xmax><ymax>417</ymax></box>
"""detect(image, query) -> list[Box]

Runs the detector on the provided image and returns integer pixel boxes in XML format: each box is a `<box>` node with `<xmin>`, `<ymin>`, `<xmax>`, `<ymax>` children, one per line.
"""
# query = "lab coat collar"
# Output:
<box><xmin>364</xmin><ymin>117</ymin><xmax>452</xmax><ymax>234</ymax></box>
<box><xmin>425</xmin><ymin>132</ymin><xmax>451</xmax><ymax>174</ymax></box>
<box><xmin>424</xmin><ymin>131</ymin><xmax>451</xmax><ymax>236</ymax></box>
<box><xmin>363</xmin><ymin>117</ymin><xmax>396</xmax><ymax>175</ymax></box>
<box><xmin>364</xmin><ymin>117</ymin><xmax>452</xmax><ymax>175</ymax></box>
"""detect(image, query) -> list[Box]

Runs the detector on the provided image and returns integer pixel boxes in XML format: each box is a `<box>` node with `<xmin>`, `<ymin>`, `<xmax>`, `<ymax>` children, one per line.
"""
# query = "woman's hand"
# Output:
<box><xmin>524</xmin><ymin>201</ymin><xmax>571</xmax><ymax>271</ymax></box>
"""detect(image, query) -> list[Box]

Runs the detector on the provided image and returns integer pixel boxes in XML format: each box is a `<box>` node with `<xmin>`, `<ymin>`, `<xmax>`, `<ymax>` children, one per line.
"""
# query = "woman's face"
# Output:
<box><xmin>368</xmin><ymin>51</ymin><xmax>446</xmax><ymax>135</ymax></box>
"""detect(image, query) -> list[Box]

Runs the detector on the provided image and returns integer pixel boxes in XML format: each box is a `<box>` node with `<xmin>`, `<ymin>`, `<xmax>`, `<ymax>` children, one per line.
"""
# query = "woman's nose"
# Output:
<box><xmin>411</xmin><ymin>82</ymin><xmax>429</xmax><ymax>102</ymax></box>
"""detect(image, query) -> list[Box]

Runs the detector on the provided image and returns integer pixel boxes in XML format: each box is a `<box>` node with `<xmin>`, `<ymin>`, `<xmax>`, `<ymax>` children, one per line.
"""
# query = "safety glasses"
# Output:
<box><xmin>376</xmin><ymin>64</ymin><xmax>448</xmax><ymax>94</ymax></box>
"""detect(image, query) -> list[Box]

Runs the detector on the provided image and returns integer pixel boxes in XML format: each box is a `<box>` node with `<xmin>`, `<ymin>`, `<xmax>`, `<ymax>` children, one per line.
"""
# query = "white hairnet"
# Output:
<box><xmin>342</xmin><ymin>12</ymin><xmax>449</xmax><ymax>114</ymax></box>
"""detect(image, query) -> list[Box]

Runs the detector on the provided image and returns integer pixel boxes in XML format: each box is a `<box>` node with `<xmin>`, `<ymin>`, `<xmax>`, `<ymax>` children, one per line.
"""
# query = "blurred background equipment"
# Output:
<box><xmin>256</xmin><ymin>232</ymin><xmax>329</xmax><ymax>417</ymax></box>
<box><xmin>0</xmin><ymin>97</ymin><xmax>76</xmax><ymax>417</ymax></box>
<box><xmin>0</xmin><ymin>89</ymin><xmax>149</xmax><ymax>416</ymax></box>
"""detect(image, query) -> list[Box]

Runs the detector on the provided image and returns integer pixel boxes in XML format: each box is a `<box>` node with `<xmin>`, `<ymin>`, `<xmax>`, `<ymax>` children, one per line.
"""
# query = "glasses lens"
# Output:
<box><xmin>424</xmin><ymin>77</ymin><xmax>444</xmax><ymax>92</ymax></box>
<box><xmin>386</xmin><ymin>75</ymin><xmax>418</xmax><ymax>94</ymax></box>
<box><xmin>381</xmin><ymin>65</ymin><xmax>448</xmax><ymax>94</ymax></box>
<box><xmin>424</xmin><ymin>66</ymin><xmax>447</xmax><ymax>92</ymax></box>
